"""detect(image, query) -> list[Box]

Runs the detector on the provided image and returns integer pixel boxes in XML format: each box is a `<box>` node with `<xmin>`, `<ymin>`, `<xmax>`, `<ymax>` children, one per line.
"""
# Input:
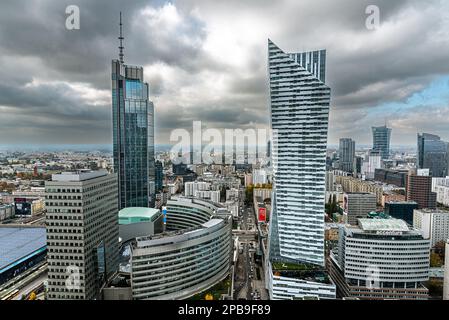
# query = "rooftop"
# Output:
<box><xmin>119</xmin><ymin>207</ymin><xmax>161</xmax><ymax>225</ymax></box>
<box><xmin>358</xmin><ymin>218</ymin><xmax>409</xmax><ymax>232</ymax></box>
<box><xmin>51</xmin><ymin>170</ymin><xmax>108</xmax><ymax>182</ymax></box>
<box><xmin>0</xmin><ymin>227</ymin><xmax>46</xmax><ymax>273</ymax></box>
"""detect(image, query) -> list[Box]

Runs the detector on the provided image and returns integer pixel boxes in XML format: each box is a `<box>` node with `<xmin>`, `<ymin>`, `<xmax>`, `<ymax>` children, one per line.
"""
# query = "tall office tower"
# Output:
<box><xmin>112</xmin><ymin>14</ymin><xmax>155</xmax><ymax>209</ymax></box>
<box><xmin>407</xmin><ymin>174</ymin><xmax>437</xmax><ymax>209</ymax></box>
<box><xmin>343</xmin><ymin>192</ymin><xmax>377</xmax><ymax>225</ymax></box>
<box><xmin>266</xmin><ymin>40</ymin><xmax>336</xmax><ymax>300</ymax></box>
<box><xmin>339</xmin><ymin>138</ymin><xmax>355</xmax><ymax>173</ymax></box>
<box><xmin>417</xmin><ymin>133</ymin><xmax>449</xmax><ymax>178</ymax></box>
<box><xmin>155</xmin><ymin>161</ymin><xmax>163</xmax><ymax>193</ymax></box>
<box><xmin>45</xmin><ymin>171</ymin><xmax>119</xmax><ymax>300</ymax></box>
<box><xmin>372</xmin><ymin>125</ymin><xmax>392</xmax><ymax>160</ymax></box>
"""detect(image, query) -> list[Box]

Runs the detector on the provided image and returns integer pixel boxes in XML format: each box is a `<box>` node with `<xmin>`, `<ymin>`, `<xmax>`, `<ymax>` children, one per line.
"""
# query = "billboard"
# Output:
<box><xmin>258</xmin><ymin>207</ymin><xmax>266</xmax><ymax>222</ymax></box>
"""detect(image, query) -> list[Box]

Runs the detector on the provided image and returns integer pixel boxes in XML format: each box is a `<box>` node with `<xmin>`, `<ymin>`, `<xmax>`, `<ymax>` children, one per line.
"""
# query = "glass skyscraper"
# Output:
<box><xmin>339</xmin><ymin>138</ymin><xmax>355</xmax><ymax>173</ymax></box>
<box><xmin>112</xmin><ymin>16</ymin><xmax>155</xmax><ymax>209</ymax></box>
<box><xmin>372</xmin><ymin>125</ymin><xmax>392</xmax><ymax>160</ymax></box>
<box><xmin>417</xmin><ymin>133</ymin><xmax>449</xmax><ymax>178</ymax></box>
<box><xmin>266</xmin><ymin>39</ymin><xmax>335</xmax><ymax>300</ymax></box>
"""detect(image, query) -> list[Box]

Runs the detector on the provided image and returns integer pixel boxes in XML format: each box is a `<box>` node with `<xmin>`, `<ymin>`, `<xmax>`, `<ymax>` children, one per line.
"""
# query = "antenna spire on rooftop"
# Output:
<box><xmin>119</xmin><ymin>12</ymin><xmax>124</xmax><ymax>63</ymax></box>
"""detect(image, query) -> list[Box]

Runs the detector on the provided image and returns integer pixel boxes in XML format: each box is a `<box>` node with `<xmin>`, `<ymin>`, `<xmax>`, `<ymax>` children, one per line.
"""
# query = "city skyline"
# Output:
<box><xmin>0</xmin><ymin>0</ymin><xmax>449</xmax><ymax>146</ymax></box>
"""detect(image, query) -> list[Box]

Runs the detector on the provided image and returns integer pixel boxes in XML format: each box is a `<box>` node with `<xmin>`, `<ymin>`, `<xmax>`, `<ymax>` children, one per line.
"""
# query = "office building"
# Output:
<box><xmin>329</xmin><ymin>219</ymin><xmax>430</xmax><ymax>300</ymax></box>
<box><xmin>155</xmin><ymin>161</ymin><xmax>163</xmax><ymax>192</ymax></box>
<box><xmin>444</xmin><ymin>240</ymin><xmax>449</xmax><ymax>300</ymax></box>
<box><xmin>362</xmin><ymin>150</ymin><xmax>381</xmax><ymax>180</ymax></box>
<box><xmin>130</xmin><ymin>198</ymin><xmax>232</xmax><ymax>299</ymax></box>
<box><xmin>413</xmin><ymin>209</ymin><xmax>449</xmax><ymax>247</ymax></box>
<box><xmin>406</xmin><ymin>174</ymin><xmax>437</xmax><ymax>209</ymax></box>
<box><xmin>339</xmin><ymin>138</ymin><xmax>355</xmax><ymax>173</ymax></box>
<box><xmin>418</xmin><ymin>133</ymin><xmax>449</xmax><ymax>178</ymax></box>
<box><xmin>0</xmin><ymin>203</ymin><xmax>14</xmax><ymax>221</ymax></box>
<box><xmin>266</xmin><ymin>40</ymin><xmax>335</xmax><ymax>299</ymax></box>
<box><xmin>45</xmin><ymin>171</ymin><xmax>119</xmax><ymax>300</ymax></box>
<box><xmin>343</xmin><ymin>193</ymin><xmax>377</xmax><ymax>225</ymax></box>
<box><xmin>253</xmin><ymin>169</ymin><xmax>268</xmax><ymax>185</ymax></box>
<box><xmin>112</xmin><ymin>15</ymin><xmax>155</xmax><ymax>209</ymax></box>
<box><xmin>384</xmin><ymin>201</ymin><xmax>418</xmax><ymax>225</ymax></box>
<box><xmin>374</xmin><ymin>168</ymin><xmax>408</xmax><ymax>187</ymax></box>
<box><xmin>372</xmin><ymin>125</ymin><xmax>392</xmax><ymax>160</ymax></box>
<box><xmin>432</xmin><ymin>177</ymin><xmax>449</xmax><ymax>207</ymax></box>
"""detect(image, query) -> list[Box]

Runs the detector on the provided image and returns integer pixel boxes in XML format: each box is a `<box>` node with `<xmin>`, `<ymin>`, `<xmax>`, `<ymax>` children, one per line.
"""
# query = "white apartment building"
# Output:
<box><xmin>253</xmin><ymin>169</ymin><xmax>268</xmax><ymax>185</ymax></box>
<box><xmin>413</xmin><ymin>209</ymin><xmax>449</xmax><ymax>247</ymax></box>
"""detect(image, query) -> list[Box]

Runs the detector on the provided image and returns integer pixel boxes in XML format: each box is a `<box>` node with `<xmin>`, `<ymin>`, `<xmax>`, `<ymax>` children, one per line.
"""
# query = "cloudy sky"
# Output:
<box><xmin>0</xmin><ymin>0</ymin><xmax>448</xmax><ymax>147</ymax></box>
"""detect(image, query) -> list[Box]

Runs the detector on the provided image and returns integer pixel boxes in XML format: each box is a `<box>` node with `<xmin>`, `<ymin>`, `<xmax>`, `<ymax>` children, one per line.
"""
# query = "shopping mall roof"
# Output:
<box><xmin>358</xmin><ymin>218</ymin><xmax>409</xmax><ymax>232</ymax></box>
<box><xmin>119</xmin><ymin>207</ymin><xmax>161</xmax><ymax>225</ymax></box>
<box><xmin>0</xmin><ymin>227</ymin><xmax>46</xmax><ymax>273</ymax></box>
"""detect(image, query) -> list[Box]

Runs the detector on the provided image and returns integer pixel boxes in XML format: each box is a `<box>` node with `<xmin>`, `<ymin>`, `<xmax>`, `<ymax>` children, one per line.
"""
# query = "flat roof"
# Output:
<box><xmin>0</xmin><ymin>227</ymin><xmax>46</xmax><ymax>273</ymax></box>
<box><xmin>51</xmin><ymin>170</ymin><xmax>108</xmax><ymax>182</ymax></box>
<box><xmin>358</xmin><ymin>218</ymin><xmax>409</xmax><ymax>232</ymax></box>
<box><xmin>119</xmin><ymin>207</ymin><xmax>160</xmax><ymax>225</ymax></box>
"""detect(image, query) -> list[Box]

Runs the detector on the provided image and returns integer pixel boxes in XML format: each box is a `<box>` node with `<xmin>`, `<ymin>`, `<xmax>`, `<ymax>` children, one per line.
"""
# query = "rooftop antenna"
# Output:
<box><xmin>118</xmin><ymin>12</ymin><xmax>124</xmax><ymax>64</ymax></box>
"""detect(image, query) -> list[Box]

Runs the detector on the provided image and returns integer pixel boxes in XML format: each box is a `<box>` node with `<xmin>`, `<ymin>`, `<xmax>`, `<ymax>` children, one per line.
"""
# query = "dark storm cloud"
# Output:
<box><xmin>0</xmin><ymin>0</ymin><xmax>448</xmax><ymax>145</ymax></box>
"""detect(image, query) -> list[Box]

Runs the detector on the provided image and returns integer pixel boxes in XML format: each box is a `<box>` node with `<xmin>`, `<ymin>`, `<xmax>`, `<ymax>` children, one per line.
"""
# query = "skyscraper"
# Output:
<box><xmin>112</xmin><ymin>13</ymin><xmax>155</xmax><ymax>209</ymax></box>
<box><xmin>372</xmin><ymin>125</ymin><xmax>392</xmax><ymax>160</ymax></box>
<box><xmin>417</xmin><ymin>133</ymin><xmax>449</xmax><ymax>178</ymax></box>
<box><xmin>45</xmin><ymin>171</ymin><xmax>119</xmax><ymax>300</ymax></box>
<box><xmin>267</xmin><ymin>40</ymin><xmax>335</xmax><ymax>299</ymax></box>
<box><xmin>339</xmin><ymin>138</ymin><xmax>355</xmax><ymax>173</ymax></box>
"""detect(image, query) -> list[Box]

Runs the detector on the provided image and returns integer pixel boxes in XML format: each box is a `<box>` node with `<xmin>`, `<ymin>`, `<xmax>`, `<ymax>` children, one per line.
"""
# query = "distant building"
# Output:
<box><xmin>253</xmin><ymin>169</ymin><xmax>268</xmax><ymax>185</ymax></box>
<box><xmin>384</xmin><ymin>201</ymin><xmax>418</xmax><ymax>225</ymax></box>
<box><xmin>432</xmin><ymin>177</ymin><xmax>449</xmax><ymax>207</ymax></box>
<box><xmin>343</xmin><ymin>193</ymin><xmax>377</xmax><ymax>225</ymax></box>
<box><xmin>418</xmin><ymin>133</ymin><xmax>449</xmax><ymax>178</ymax></box>
<box><xmin>444</xmin><ymin>240</ymin><xmax>449</xmax><ymax>300</ymax></box>
<box><xmin>0</xmin><ymin>203</ymin><xmax>14</xmax><ymax>221</ymax></box>
<box><xmin>45</xmin><ymin>171</ymin><xmax>119</xmax><ymax>300</ymax></box>
<box><xmin>413</xmin><ymin>208</ymin><xmax>449</xmax><ymax>247</ymax></box>
<box><xmin>374</xmin><ymin>168</ymin><xmax>408</xmax><ymax>187</ymax></box>
<box><xmin>406</xmin><ymin>174</ymin><xmax>437</xmax><ymax>209</ymax></box>
<box><xmin>339</xmin><ymin>138</ymin><xmax>355</xmax><ymax>173</ymax></box>
<box><xmin>155</xmin><ymin>161</ymin><xmax>163</xmax><ymax>192</ymax></box>
<box><xmin>329</xmin><ymin>219</ymin><xmax>430</xmax><ymax>300</ymax></box>
<box><xmin>372</xmin><ymin>125</ymin><xmax>392</xmax><ymax>160</ymax></box>
<box><xmin>362</xmin><ymin>151</ymin><xmax>382</xmax><ymax>180</ymax></box>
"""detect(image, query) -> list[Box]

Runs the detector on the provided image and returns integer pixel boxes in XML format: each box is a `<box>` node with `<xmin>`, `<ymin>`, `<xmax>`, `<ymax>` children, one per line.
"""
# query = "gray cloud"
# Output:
<box><xmin>0</xmin><ymin>0</ymin><xmax>448</xmax><ymax>146</ymax></box>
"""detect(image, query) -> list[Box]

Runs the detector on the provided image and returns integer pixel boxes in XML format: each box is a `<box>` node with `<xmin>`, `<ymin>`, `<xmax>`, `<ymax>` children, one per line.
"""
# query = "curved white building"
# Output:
<box><xmin>164</xmin><ymin>197</ymin><xmax>217</xmax><ymax>231</ymax></box>
<box><xmin>129</xmin><ymin>197</ymin><xmax>233</xmax><ymax>300</ymax></box>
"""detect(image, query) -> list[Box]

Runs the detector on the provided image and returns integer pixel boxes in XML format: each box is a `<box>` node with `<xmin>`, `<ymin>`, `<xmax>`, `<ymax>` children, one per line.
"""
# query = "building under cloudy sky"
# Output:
<box><xmin>0</xmin><ymin>0</ymin><xmax>448</xmax><ymax>146</ymax></box>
